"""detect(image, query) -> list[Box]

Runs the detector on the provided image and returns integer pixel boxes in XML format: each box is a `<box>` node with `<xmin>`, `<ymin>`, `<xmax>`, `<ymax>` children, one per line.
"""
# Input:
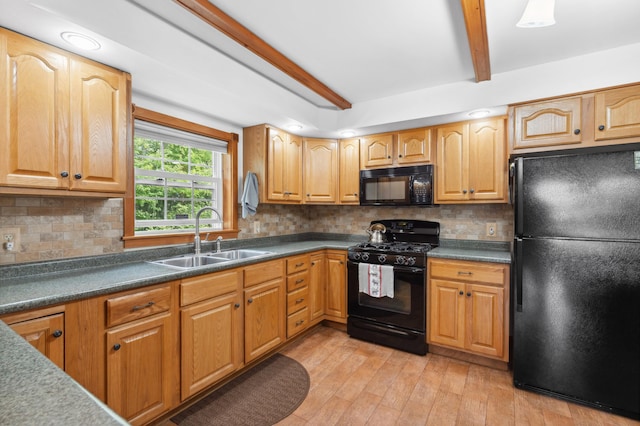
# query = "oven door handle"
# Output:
<box><xmin>391</xmin><ymin>265</ymin><xmax>424</xmax><ymax>274</ymax></box>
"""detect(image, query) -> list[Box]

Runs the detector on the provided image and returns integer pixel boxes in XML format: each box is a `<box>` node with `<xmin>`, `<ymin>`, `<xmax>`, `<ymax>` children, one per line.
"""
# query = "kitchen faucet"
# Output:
<box><xmin>194</xmin><ymin>206</ymin><xmax>222</xmax><ymax>256</ymax></box>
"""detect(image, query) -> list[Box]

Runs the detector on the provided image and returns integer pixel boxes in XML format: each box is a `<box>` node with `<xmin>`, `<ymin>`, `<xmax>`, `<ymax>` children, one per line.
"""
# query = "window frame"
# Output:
<box><xmin>123</xmin><ymin>106</ymin><xmax>238</xmax><ymax>249</ymax></box>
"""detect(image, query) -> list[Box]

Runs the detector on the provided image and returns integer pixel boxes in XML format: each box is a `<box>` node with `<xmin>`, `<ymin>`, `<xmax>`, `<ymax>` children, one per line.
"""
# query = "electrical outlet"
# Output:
<box><xmin>253</xmin><ymin>220</ymin><xmax>261</xmax><ymax>234</ymax></box>
<box><xmin>1</xmin><ymin>228</ymin><xmax>20</xmax><ymax>251</ymax></box>
<box><xmin>486</xmin><ymin>222</ymin><xmax>497</xmax><ymax>237</ymax></box>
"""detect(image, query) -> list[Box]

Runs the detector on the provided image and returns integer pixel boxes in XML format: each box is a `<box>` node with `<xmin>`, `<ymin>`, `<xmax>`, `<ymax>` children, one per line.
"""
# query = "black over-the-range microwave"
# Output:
<box><xmin>359</xmin><ymin>165</ymin><xmax>435</xmax><ymax>206</ymax></box>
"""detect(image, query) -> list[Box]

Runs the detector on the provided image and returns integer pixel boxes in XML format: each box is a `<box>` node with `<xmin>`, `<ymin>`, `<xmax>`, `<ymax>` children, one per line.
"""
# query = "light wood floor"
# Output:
<box><xmin>275</xmin><ymin>325</ymin><xmax>639</xmax><ymax>426</ymax></box>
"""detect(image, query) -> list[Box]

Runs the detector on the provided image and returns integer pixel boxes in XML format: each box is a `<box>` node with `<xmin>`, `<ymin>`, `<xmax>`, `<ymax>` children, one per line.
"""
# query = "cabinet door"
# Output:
<box><xmin>181</xmin><ymin>293</ymin><xmax>242</xmax><ymax>400</ymax></box>
<box><xmin>244</xmin><ymin>278</ymin><xmax>285</xmax><ymax>362</ymax></box>
<box><xmin>360</xmin><ymin>134</ymin><xmax>394</xmax><ymax>168</ymax></box>
<box><xmin>325</xmin><ymin>251</ymin><xmax>347</xmax><ymax>321</ymax></box>
<box><xmin>466</xmin><ymin>284</ymin><xmax>504</xmax><ymax>358</ymax></box>
<box><xmin>7</xmin><ymin>312</ymin><xmax>65</xmax><ymax>369</ymax></box>
<box><xmin>468</xmin><ymin>119</ymin><xmax>506</xmax><ymax>201</ymax></box>
<box><xmin>397</xmin><ymin>129</ymin><xmax>432</xmax><ymax>165</ymax></box>
<box><xmin>267</xmin><ymin>129</ymin><xmax>288</xmax><ymax>201</ymax></box>
<box><xmin>304</xmin><ymin>138</ymin><xmax>337</xmax><ymax>203</ymax></box>
<box><xmin>308</xmin><ymin>253</ymin><xmax>326</xmax><ymax>324</ymax></box>
<box><xmin>69</xmin><ymin>58</ymin><xmax>128</xmax><ymax>193</ymax></box>
<box><xmin>429</xmin><ymin>279</ymin><xmax>465</xmax><ymax>349</ymax></box>
<box><xmin>338</xmin><ymin>138</ymin><xmax>360</xmax><ymax>204</ymax></box>
<box><xmin>284</xmin><ymin>133</ymin><xmax>303</xmax><ymax>201</ymax></box>
<box><xmin>512</xmin><ymin>97</ymin><xmax>582</xmax><ymax>150</ymax></box>
<box><xmin>0</xmin><ymin>30</ymin><xmax>69</xmax><ymax>189</ymax></box>
<box><xmin>107</xmin><ymin>313</ymin><xmax>173</xmax><ymax>425</ymax></box>
<box><xmin>594</xmin><ymin>85</ymin><xmax>640</xmax><ymax>141</ymax></box>
<box><xmin>435</xmin><ymin>124</ymin><xmax>468</xmax><ymax>202</ymax></box>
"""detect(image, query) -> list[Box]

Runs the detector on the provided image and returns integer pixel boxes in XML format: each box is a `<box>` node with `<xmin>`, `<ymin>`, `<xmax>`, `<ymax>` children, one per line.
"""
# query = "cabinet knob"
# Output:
<box><xmin>74</xmin><ymin>173</ymin><xmax>82</xmax><ymax>180</ymax></box>
<box><xmin>598</xmin><ymin>125</ymin><xmax>605</xmax><ymax>131</ymax></box>
<box><xmin>398</xmin><ymin>154</ymin><xmax>403</xmax><ymax>158</ymax></box>
<box><xmin>234</xmin><ymin>303</ymin><xmax>240</xmax><ymax>308</ymax></box>
<box><xmin>462</xmin><ymin>189</ymin><xmax>468</xmax><ymax>194</ymax></box>
<box><xmin>60</xmin><ymin>171</ymin><xmax>69</xmax><ymax>178</ymax></box>
<box><xmin>459</xmin><ymin>291</ymin><xmax>464</xmax><ymax>295</ymax></box>
<box><xmin>113</xmin><ymin>343</ymin><xmax>121</xmax><ymax>351</ymax></box>
<box><xmin>470</xmin><ymin>188</ymin><xmax>475</xmax><ymax>194</ymax></box>
<box><xmin>353</xmin><ymin>193</ymin><xmax>358</xmax><ymax>197</ymax></box>
<box><xmin>467</xmin><ymin>292</ymin><xmax>472</xmax><ymax>297</ymax></box>
<box><xmin>248</xmin><ymin>298</ymin><xmax>253</xmax><ymax>304</ymax></box>
<box><xmin>306</xmin><ymin>193</ymin><xmax>310</xmax><ymax>197</ymax></box>
<box><xmin>52</xmin><ymin>330</ymin><xmax>63</xmax><ymax>338</ymax></box>
<box><xmin>574</xmin><ymin>129</ymin><xmax>581</xmax><ymax>135</ymax></box>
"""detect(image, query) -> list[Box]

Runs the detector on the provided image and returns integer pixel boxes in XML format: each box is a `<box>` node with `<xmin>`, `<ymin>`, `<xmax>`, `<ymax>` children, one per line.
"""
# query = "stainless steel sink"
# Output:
<box><xmin>206</xmin><ymin>249</ymin><xmax>273</xmax><ymax>260</ymax></box>
<box><xmin>150</xmin><ymin>254</ymin><xmax>230</xmax><ymax>269</ymax></box>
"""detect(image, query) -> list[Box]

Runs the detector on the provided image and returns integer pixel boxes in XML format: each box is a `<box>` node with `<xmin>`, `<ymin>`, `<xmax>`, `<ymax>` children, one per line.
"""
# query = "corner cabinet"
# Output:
<box><xmin>1</xmin><ymin>306</ymin><xmax>65</xmax><ymax>370</ymax></box>
<box><xmin>428</xmin><ymin>258</ymin><xmax>510</xmax><ymax>361</ymax></box>
<box><xmin>0</xmin><ymin>28</ymin><xmax>129</xmax><ymax>196</ymax></box>
<box><xmin>435</xmin><ymin>118</ymin><xmax>507</xmax><ymax>204</ymax></box>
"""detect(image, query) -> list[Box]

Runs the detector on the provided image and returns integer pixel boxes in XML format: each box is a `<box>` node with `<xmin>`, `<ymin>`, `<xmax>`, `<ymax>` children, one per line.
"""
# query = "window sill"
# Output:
<box><xmin>122</xmin><ymin>230</ymin><xmax>239</xmax><ymax>249</ymax></box>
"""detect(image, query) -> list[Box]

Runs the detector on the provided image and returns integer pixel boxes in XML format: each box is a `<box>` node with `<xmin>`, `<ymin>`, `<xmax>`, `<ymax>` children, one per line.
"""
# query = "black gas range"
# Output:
<box><xmin>347</xmin><ymin>219</ymin><xmax>440</xmax><ymax>355</ymax></box>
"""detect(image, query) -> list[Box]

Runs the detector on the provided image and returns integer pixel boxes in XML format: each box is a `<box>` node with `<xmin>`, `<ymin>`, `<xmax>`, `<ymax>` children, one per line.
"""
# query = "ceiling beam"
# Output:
<box><xmin>460</xmin><ymin>0</ymin><xmax>491</xmax><ymax>82</ymax></box>
<box><xmin>175</xmin><ymin>0</ymin><xmax>352</xmax><ymax>110</ymax></box>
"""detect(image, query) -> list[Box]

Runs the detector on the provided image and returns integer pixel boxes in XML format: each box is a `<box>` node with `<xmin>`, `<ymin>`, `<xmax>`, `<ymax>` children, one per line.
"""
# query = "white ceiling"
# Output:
<box><xmin>2</xmin><ymin>0</ymin><xmax>640</xmax><ymax>138</ymax></box>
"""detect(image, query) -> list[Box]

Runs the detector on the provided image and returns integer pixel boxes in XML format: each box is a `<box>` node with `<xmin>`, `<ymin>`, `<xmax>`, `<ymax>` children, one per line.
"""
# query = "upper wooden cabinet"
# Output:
<box><xmin>243</xmin><ymin>124</ymin><xmax>303</xmax><ymax>204</ymax></box>
<box><xmin>338</xmin><ymin>138</ymin><xmax>360</xmax><ymax>204</ymax></box>
<box><xmin>304</xmin><ymin>138</ymin><xmax>338</xmax><ymax>204</ymax></box>
<box><xmin>594</xmin><ymin>85</ymin><xmax>640</xmax><ymax>140</ymax></box>
<box><xmin>509</xmin><ymin>83</ymin><xmax>640</xmax><ymax>154</ymax></box>
<box><xmin>360</xmin><ymin>129</ymin><xmax>433</xmax><ymax>169</ymax></box>
<box><xmin>435</xmin><ymin>118</ymin><xmax>507</xmax><ymax>204</ymax></box>
<box><xmin>0</xmin><ymin>28</ymin><xmax>129</xmax><ymax>196</ymax></box>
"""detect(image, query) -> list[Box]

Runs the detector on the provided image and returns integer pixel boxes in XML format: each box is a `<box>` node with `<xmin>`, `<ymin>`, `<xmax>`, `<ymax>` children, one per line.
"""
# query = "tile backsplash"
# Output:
<box><xmin>1</xmin><ymin>196</ymin><xmax>512</xmax><ymax>264</ymax></box>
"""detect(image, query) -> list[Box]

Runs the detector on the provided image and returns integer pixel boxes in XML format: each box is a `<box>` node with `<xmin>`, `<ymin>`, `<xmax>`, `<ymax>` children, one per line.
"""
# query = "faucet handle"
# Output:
<box><xmin>216</xmin><ymin>236</ymin><xmax>223</xmax><ymax>241</ymax></box>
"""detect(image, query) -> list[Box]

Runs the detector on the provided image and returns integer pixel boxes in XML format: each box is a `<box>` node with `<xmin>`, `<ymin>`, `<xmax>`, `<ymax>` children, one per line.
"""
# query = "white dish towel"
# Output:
<box><xmin>241</xmin><ymin>171</ymin><xmax>259</xmax><ymax>219</ymax></box>
<box><xmin>358</xmin><ymin>263</ymin><xmax>394</xmax><ymax>298</ymax></box>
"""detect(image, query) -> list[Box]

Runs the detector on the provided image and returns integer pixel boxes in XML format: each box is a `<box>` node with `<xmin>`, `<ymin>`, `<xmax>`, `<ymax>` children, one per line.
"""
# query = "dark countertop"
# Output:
<box><xmin>0</xmin><ymin>234</ymin><xmax>510</xmax><ymax>425</ymax></box>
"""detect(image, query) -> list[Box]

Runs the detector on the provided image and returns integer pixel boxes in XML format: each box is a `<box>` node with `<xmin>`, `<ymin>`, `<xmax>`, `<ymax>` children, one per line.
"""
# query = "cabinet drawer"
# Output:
<box><xmin>181</xmin><ymin>269</ymin><xmax>240</xmax><ymax>306</ymax></box>
<box><xmin>106</xmin><ymin>285</ymin><xmax>171</xmax><ymax>327</ymax></box>
<box><xmin>287</xmin><ymin>307</ymin><xmax>309</xmax><ymax>338</ymax></box>
<box><xmin>287</xmin><ymin>270</ymin><xmax>309</xmax><ymax>292</ymax></box>
<box><xmin>244</xmin><ymin>259</ymin><xmax>284</xmax><ymax>287</ymax></box>
<box><xmin>287</xmin><ymin>286</ymin><xmax>308</xmax><ymax>314</ymax></box>
<box><xmin>287</xmin><ymin>254</ymin><xmax>309</xmax><ymax>274</ymax></box>
<box><xmin>429</xmin><ymin>259</ymin><xmax>507</xmax><ymax>286</ymax></box>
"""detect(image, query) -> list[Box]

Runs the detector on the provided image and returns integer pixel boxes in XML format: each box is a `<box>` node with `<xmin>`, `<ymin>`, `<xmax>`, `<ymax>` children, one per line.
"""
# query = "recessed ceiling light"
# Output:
<box><xmin>340</xmin><ymin>130</ymin><xmax>355</xmax><ymax>138</ymax></box>
<box><xmin>469</xmin><ymin>110</ymin><xmax>491</xmax><ymax>118</ymax></box>
<box><xmin>287</xmin><ymin>124</ymin><xmax>303</xmax><ymax>131</ymax></box>
<box><xmin>60</xmin><ymin>32</ymin><xmax>101</xmax><ymax>51</ymax></box>
<box><xmin>516</xmin><ymin>0</ymin><xmax>556</xmax><ymax>28</ymax></box>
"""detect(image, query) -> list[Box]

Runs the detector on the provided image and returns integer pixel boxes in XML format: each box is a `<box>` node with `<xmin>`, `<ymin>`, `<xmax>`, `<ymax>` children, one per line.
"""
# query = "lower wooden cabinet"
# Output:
<box><xmin>325</xmin><ymin>250</ymin><xmax>347</xmax><ymax>322</ymax></box>
<box><xmin>179</xmin><ymin>269</ymin><xmax>243</xmax><ymax>401</ymax></box>
<box><xmin>428</xmin><ymin>258</ymin><xmax>510</xmax><ymax>361</ymax></box>
<box><xmin>1</xmin><ymin>306</ymin><xmax>65</xmax><ymax>370</ymax></box>
<box><xmin>244</xmin><ymin>259</ymin><xmax>286</xmax><ymax>363</ymax></box>
<box><xmin>308</xmin><ymin>252</ymin><xmax>326</xmax><ymax>325</ymax></box>
<box><xmin>106</xmin><ymin>313</ymin><xmax>173</xmax><ymax>425</ymax></box>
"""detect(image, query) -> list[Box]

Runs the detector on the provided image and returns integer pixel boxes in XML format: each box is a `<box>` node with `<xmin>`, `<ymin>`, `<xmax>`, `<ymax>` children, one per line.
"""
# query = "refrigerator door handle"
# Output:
<box><xmin>515</xmin><ymin>157</ymin><xmax>524</xmax><ymax>236</ymax></box>
<box><xmin>515</xmin><ymin>238</ymin><xmax>523</xmax><ymax>312</ymax></box>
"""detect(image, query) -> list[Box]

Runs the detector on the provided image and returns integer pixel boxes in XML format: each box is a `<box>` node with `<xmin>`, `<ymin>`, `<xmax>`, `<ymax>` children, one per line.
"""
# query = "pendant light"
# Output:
<box><xmin>516</xmin><ymin>0</ymin><xmax>556</xmax><ymax>28</ymax></box>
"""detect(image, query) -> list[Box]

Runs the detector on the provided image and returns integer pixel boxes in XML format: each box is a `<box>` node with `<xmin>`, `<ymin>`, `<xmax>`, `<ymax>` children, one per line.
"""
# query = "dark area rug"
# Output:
<box><xmin>171</xmin><ymin>354</ymin><xmax>310</xmax><ymax>426</ymax></box>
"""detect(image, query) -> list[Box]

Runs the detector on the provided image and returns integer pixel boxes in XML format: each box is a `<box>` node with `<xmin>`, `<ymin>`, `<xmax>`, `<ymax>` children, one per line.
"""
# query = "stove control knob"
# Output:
<box><xmin>362</xmin><ymin>253</ymin><xmax>370</xmax><ymax>261</ymax></box>
<box><xmin>351</xmin><ymin>252</ymin><xmax>361</xmax><ymax>260</ymax></box>
<box><xmin>377</xmin><ymin>254</ymin><xmax>387</xmax><ymax>263</ymax></box>
<box><xmin>395</xmin><ymin>256</ymin><xmax>405</xmax><ymax>265</ymax></box>
<box><xmin>407</xmin><ymin>257</ymin><xmax>416</xmax><ymax>266</ymax></box>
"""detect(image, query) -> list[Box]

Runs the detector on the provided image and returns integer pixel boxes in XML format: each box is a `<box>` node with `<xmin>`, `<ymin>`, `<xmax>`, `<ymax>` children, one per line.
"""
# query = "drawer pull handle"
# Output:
<box><xmin>295</xmin><ymin>320</ymin><xmax>305</xmax><ymax>326</ymax></box>
<box><xmin>295</xmin><ymin>298</ymin><xmax>305</xmax><ymax>304</ymax></box>
<box><xmin>295</xmin><ymin>262</ymin><xmax>304</xmax><ymax>267</ymax></box>
<box><xmin>132</xmin><ymin>301</ymin><xmax>155</xmax><ymax>311</ymax></box>
<box><xmin>295</xmin><ymin>279</ymin><xmax>304</xmax><ymax>284</ymax></box>
<box><xmin>52</xmin><ymin>330</ymin><xmax>63</xmax><ymax>338</ymax></box>
<box><xmin>457</xmin><ymin>271</ymin><xmax>473</xmax><ymax>275</ymax></box>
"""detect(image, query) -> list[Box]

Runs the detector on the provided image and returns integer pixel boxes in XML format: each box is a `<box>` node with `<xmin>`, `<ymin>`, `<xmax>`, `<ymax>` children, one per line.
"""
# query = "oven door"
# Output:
<box><xmin>347</xmin><ymin>260</ymin><xmax>425</xmax><ymax>332</ymax></box>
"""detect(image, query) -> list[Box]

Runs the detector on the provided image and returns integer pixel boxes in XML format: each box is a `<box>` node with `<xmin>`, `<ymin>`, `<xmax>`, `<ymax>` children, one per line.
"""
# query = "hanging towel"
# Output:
<box><xmin>358</xmin><ymin>263</ymin><xmax>394</xmax><ymax>298</ymax></box>
<box><xmin>241</xmin><ymin>171</ymin><xmax>259</xmax><ymax>219</ymax></box>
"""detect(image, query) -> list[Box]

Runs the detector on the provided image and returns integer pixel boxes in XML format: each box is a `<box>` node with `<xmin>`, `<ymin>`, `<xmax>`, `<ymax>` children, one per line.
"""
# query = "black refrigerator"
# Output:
<box><xmin>512</xmin><ymin>144</ymin><xmax>640</xmax><ymax>420</ymax></box>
